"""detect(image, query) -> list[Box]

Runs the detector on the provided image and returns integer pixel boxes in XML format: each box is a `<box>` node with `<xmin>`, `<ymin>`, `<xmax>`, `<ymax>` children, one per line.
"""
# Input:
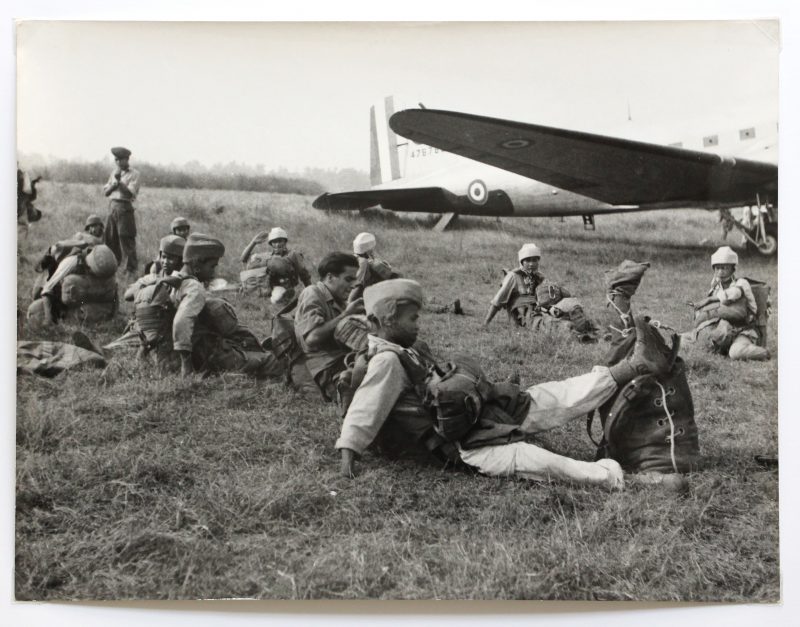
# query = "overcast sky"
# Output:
<box><xmin>17</xmin><ymin>20</ymin><xmax>779</xmax><ymax>172</ymax></box>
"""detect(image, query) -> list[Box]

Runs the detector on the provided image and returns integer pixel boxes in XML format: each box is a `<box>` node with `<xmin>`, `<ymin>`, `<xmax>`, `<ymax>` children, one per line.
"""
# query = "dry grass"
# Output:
<box><xmin>15</xmin><ymin>182</ymin><xmax>778</xmax><ymax>600</ymax></box>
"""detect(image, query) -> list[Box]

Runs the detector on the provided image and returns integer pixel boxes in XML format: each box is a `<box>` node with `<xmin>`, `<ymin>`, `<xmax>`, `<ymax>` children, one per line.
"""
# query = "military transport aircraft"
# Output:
<box><xmin>313</xmin><ymin>97</ymin><xmax>778</xmax><ymax>255</ymax></box>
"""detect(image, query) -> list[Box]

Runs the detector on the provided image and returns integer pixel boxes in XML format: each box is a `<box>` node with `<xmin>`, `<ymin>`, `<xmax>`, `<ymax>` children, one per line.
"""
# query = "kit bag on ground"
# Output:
<box><xmin>589</xmin><ymin>322</ymin><xmax>700</xmax><ymax>474</ymax></box>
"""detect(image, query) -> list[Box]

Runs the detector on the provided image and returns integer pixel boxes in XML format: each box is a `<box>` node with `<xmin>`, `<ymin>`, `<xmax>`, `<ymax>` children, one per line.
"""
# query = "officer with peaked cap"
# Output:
<box><xmin>103</xmin><ymin>146</ymin><xmax>141</xmax><ymax>275</ymax></box>
<box><xmin>690</xmin><ymin>246</ymin><xmax>770</xmax><ymax>361</ymax></box>
<box><xmin>337</xmin><ymin>278</ymin><xmax>679</xmax><ymax>488</ymax></box>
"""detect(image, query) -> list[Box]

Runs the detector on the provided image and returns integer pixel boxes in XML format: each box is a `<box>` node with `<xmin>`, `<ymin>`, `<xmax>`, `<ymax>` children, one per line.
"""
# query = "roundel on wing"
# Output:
<box><xmin>467</xmin><ymin>179</ymin><xmax>488</xmax><ymax>205</ymax></box>
<box><xmin>500</xmin><ymin>138</ymin><xmax>532</xmax><ymax>150</ymax></box>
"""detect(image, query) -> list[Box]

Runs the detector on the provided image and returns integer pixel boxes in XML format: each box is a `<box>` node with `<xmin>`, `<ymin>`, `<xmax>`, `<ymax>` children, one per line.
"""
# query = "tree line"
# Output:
<box><xmin>27</xmin><ymin>158</ymin><xmax>327</xmax><ymax>196</ymax></box>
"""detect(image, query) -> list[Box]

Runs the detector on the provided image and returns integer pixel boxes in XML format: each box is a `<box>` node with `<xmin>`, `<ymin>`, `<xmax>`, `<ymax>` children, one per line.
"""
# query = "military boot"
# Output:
<box><xmin>609</xmin><ymin>316</ymin><xmax>680</xmax><ymax>386</ymax></box>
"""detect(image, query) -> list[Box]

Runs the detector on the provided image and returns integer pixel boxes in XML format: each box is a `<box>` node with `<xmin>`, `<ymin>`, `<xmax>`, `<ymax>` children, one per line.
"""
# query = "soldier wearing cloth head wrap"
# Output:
<box><xmin>337</xmin><ymin>279</ymin><xmax>677</xmax><ymax>488</ymax></box>
<box><xmin>348</xmin><ymin>232</ymin><xmax>400</xmax><ymax>304</ymax></box>
<box><xmin>164</xmin><ymin>233</ymin><xmax>283</xmax><ymax>378</ymax></box>
<box><xmin>690</xmin><ymin>246</ymin><xmax>770</xmax><ymax>361</ymax></box>
<box><xmin>103</xmin><ymin>146</ymin><xmax>141</xmax><ymax>275</ymax></box>
<box><xmin>294</xmin><ymin>252</ymin><xmax>365</xmax><ymax>400</ymax></box>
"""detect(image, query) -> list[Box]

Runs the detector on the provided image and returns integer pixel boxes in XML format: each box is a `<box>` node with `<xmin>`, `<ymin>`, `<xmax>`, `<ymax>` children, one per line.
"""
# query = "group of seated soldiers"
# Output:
<box><xmin>24</xmin><ymin>214</ymin><xmax>771</xmax><ymax>490</ymax></box>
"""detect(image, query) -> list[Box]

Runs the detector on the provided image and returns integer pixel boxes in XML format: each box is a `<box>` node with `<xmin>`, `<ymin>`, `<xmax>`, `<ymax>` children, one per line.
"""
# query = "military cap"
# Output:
<box><xmin>159</xmin><ymin>235</ymin><xmax>186</xmax><ymax>257</ymax></box>
<box><xmin>171</xmin><ymin>216</ymin><xmax>190</xmax><ymax>231</ymax></box>
<box><xmin>84</xmin><ymin>214</ymin><xmax>104</xmax><ymax>230</ymax></box>
<box><xmin>85</xmin><ymin>245</ymin><xmax>119</xmax><ymax>279</ymax></box>
<box><xmin>182</xmin><ymin>233</ymin><xmax>225</xmax><ymax>262</ymax></box>
<box><xmin>110</xmin><ymin>146</ymin><xmax>132</xmax><ymax>159</ymax></box>
<box><xmin>364</xmin><ymin>278</ymin><xmax>424</xmax><ymax>318</ymax></box>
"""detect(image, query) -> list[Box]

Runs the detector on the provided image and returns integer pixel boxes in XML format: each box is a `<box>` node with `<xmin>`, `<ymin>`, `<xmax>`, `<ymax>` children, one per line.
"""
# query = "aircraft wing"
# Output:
<box><xmin>389</xmin><ymin>109</ymin><xmax>778</xmax><ymax>207</ymax></box>
<box><xmin>313</xmin><ymin>186</ymin><xmax>514</xmax><ymax>215</ymax></box>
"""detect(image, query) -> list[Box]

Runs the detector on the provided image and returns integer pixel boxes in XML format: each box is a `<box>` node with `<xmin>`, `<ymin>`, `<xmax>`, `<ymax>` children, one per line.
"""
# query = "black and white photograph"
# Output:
<box><xmin>8</xmin><ymin>6</ymin><xmax>796</xmax><ymax>621</ymax></box>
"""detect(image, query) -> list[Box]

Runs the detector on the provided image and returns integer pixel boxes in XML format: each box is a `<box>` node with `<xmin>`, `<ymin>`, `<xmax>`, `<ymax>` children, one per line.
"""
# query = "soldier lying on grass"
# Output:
<box><xmin>337</xmin><ymin>279</ymin><xmax>677</xmax><ymax>489</ymax></box>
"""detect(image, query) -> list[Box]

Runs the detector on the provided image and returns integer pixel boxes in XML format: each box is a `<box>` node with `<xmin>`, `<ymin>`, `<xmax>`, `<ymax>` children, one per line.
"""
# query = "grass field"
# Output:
<box><xmin>15</xmin><ymin>182</ymin><xmax>779</xmax><ymax>601</ymax></box>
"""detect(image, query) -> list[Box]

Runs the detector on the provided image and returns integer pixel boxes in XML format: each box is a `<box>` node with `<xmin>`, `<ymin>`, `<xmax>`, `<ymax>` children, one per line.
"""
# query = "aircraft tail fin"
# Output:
<box><xmin>370</xmin><ymin>96</ymin><xmax>403</xmax><ymax>186</ymax></box>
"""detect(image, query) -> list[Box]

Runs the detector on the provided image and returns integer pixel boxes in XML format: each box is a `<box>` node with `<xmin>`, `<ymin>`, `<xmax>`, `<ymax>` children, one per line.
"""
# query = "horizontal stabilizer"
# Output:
<box><xmin>314</xmin><ymin>186</ymin><xmax>514</xmax><ymax>216</ymax></box>
<box><xmin>313</xmin><ymin>187</ymin><xmax>453</xmax><ymax>212</ymax></box>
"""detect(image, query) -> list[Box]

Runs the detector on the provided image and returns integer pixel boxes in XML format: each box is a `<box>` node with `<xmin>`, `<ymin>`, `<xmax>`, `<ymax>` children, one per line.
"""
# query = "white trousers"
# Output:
<box><xmin>459</xmin><ymin>367</ymin><xmax>623</xmax><ymax>488</ymax></box>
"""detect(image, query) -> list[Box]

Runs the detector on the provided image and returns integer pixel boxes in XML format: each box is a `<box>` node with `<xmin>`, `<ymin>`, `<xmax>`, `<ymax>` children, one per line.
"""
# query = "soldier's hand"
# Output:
<box><xmin>114</xmin><ymin>170</ymin><xmax>122</xmax><ymax>181</ymax></box>
<box><xmin>340</xmin><ymin>449</ymin><xmax>357</xmax><ymax>479</ymax></box>
<box><xmin>252</xmin><ymin>230</ymin><xmax>271</xmax><ymax>245</ymax></box>
<box><xmin>344</xmin><ymin>298</ymin><xmax>365</xmax><ymax>316</ymax></box>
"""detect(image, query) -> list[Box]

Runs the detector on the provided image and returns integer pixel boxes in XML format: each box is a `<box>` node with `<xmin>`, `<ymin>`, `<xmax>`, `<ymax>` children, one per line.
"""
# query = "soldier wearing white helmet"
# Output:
<box><xmin>483</xmin><ymin>243</ymin><xmax>545</xmax><ymax>327</ymax></box>
<box><xmin>690</xmin><ymin>246</ymin><xmax>769</xmax><ymax>361</ymax></box>
<box><xmin>348</xmin><ymin>232</ymin><xmax>400</xmax><ymax>304</ymax></box>
<box><xmin>240</xmin><ymin>226</ymin><xmax>311</xmax><ymax>297</ymax></box>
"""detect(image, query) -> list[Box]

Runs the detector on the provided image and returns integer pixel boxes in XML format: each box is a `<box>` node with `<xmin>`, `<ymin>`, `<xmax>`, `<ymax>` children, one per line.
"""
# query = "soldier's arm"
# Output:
<box><xmin>117</xmin><ymin>170</ymin><xmax>141</xmax><ymax>199</ymax></box>
<box><xmin>335</xmin><ymin>353</ymin><xmax>408</xmax><ymax>478</ymax></box>
<box><xmin>172</xmin><ymin>281</ymin><xmax>206</xmax><ymax>374</ymax></box>
<box><xmin>240</xmin><ymin>231</ymin><xmax>270</xmax><ymax>264</ymax></box>
<box><xmin>304</xmin><ymin>298</ymin><xmax>365</xmax><ymax>349</ymax></box>
<box><xmin>103</xmin><ymin>172</ymin><xmax>118</xmax><ymax>196</ymax></box>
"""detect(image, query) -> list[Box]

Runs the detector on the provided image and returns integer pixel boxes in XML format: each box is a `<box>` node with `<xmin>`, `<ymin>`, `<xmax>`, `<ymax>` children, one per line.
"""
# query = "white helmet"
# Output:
<box><xmin>85</xmin><ymin>245</ymin><xmax>118</xmax><ymax>278</ymax></box>
<box><xmin>518</xmin><ymin>242</ymin><xmax>542</xmax><ymax>263</ymax></box>
<box><xmin>268</xmin><ymin>227</ymin><xmax>288</xmax><ymax>243</ymax></box>
<box><xmin>711</xmin><ymin>246</ymin><xmax>738</xmax><ymax>266</ymax></box>
<box><xmin>353</xmin><ymin>232</ymin><xmax>377</xmax><ymax>255</ymax></box>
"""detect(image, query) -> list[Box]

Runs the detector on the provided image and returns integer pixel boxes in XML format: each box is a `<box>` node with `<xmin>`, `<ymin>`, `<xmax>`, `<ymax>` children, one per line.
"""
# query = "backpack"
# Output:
<box><xmin>588</xmin><ymin>323</ymin><xmax>700</xmax><ymax>473</ymax></box>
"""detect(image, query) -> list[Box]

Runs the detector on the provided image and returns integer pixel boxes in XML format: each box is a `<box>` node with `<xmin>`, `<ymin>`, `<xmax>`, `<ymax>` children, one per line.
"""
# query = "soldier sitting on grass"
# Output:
<box><xmin>688</xmin><ymin>246</ymin><xmax>770</xmax><ymax>361</ymax></box>
<box><xmin>294</xmin><ymin>252</ymin><xmax>365</xmax><ymax>400</ymax></box>
<box><xmin>145</xmin><ymin>233</ymin><xmax>284</xmax><ymax>379</ymax></box>
<box><xmin>483</xmin><ymin>243</ymin><xmax>599</xmax><ymax>342</ymax></box>
<box><xmin>337</xmin><ymin>279</ymin><xmax>677</xmax><ymax>489</ymax></box>
<box><xmin>124</xmin><ymin>235</ymin><xmax>186</xmax><ymax>302</ymax></box>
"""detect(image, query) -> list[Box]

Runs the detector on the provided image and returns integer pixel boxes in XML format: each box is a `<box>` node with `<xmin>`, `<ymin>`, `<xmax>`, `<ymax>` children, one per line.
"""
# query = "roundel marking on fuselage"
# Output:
<box><xmin>499</xmin><ymin>138</ymin><xmax>532</xmax><ymax>150</ymax></box>
<box><xmin>468</xmin><ymin>179</ymin><xmax>488</xmax><ymax>205</ymax></box>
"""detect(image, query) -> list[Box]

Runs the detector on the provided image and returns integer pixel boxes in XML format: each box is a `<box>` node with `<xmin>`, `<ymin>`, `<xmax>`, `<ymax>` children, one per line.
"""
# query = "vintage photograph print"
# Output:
<box><xmin>15</xmin><ymin>21</ymin><xmax>778</xmax><ymax>601</ymax></box>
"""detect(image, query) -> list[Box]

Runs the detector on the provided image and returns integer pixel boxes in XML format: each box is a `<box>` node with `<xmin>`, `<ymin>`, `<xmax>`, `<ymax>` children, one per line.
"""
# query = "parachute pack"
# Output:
<box><xmin>589</xmin><ymin>321</ymin><xmax>701</xmax><ymax>474</ymax></box>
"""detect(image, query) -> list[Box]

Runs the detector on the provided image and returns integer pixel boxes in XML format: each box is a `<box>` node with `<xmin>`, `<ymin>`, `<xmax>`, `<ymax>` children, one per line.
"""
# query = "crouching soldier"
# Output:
<box><xmin>337</xmin><ymin>279</ymin><xmax>677</xmax><ymax>488</ymax></box>
<box><xmin>294</xmin><ymin>252</ymin><xmax>365</xmax><ymax>400</ymax></box>
<box><xmin>689</xmin><ymin>246</ymin><xmax>770</xmax><ymax>361</ymax></box>
<box><xmin>155</xmin><ymin>233</ymin><xmax>284</xmax><ymax>378</ymax></box>
<box><xmin>170</xmin><ymin>217</ymin><xmax>191</xmax><ymax>239</ymax></box>
<box><xmin>483</xmin><ymin>243</ymin><xmax>598</xmax><ymax>342</ymax></box>
<box><xmin>28</xmin><ymin>243</ymin><xmax>118</xmax><ymax>328</ymax></box>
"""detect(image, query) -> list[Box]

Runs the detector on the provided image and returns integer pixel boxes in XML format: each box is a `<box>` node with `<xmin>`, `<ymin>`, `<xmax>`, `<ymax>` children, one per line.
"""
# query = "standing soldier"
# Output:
<box><xmin>103</xmin><ymin>146</ymin><xmax>141</xmax><ymax>276</ymax></box>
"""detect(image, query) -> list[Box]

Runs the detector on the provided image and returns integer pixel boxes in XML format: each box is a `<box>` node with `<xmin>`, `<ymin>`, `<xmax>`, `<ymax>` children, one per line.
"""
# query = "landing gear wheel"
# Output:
<box><xmin>756</xmin><ymin>233</ymin><xmax>778</xmax><ymax>257</ymax></box>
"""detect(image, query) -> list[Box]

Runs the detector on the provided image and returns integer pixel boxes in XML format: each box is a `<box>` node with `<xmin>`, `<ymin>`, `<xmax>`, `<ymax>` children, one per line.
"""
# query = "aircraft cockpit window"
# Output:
<box><xmin>740</xmin><ymin>127</ymin><xmax>756</xmax><ymax>140</ymax></box>
<box><xmin>703</xmin><ymin>135</ymin><xmax>719</xmax><ymax>147</ymax></box>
